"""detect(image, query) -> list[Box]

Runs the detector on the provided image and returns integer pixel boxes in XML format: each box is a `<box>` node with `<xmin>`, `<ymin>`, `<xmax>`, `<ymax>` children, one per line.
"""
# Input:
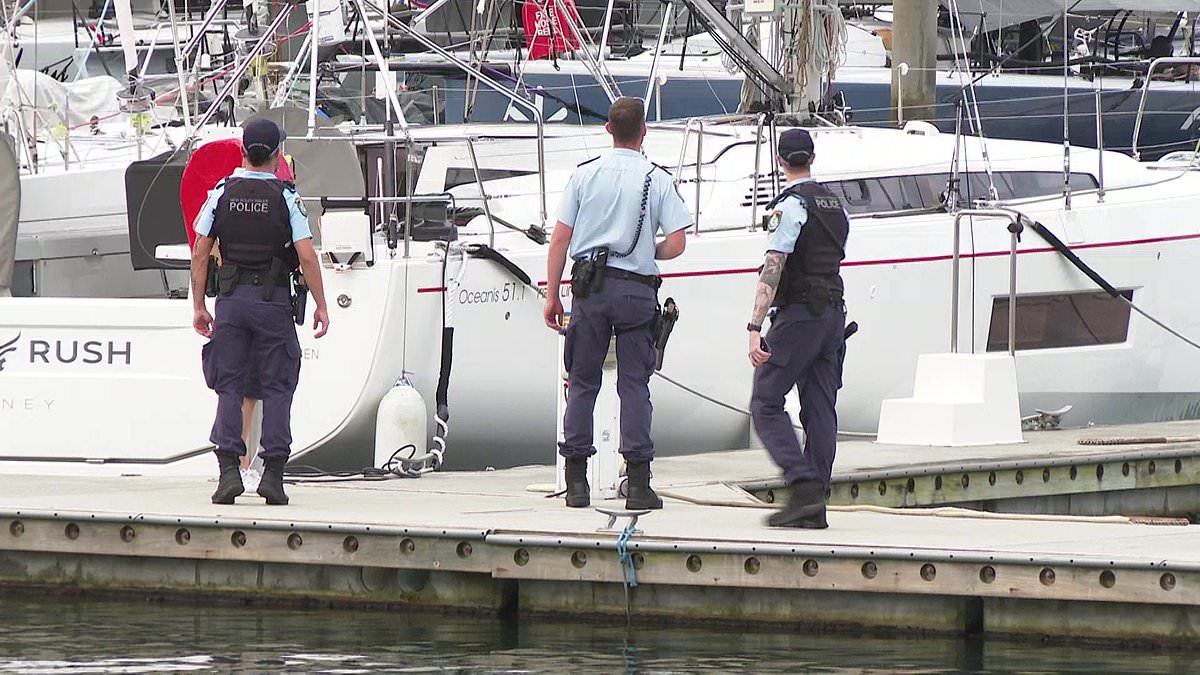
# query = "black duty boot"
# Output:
<box><xmin>564</xmin><ymin>457</ymin><xmax>590</xmax><ymax>508</ymax></box>
<box><xmin>211</xmin><ymin>453</ymin><xmax>244</xmax><ymax>505</ymax></box>
<box><xmin>257</xmin><ymin>457</ymin><xmax>290</xmax><ymax>505</ymax></box>
<box><xmin>767</xmin><ymin>480</ymin><xmax>828</xmax><ymax>529</ymax></box>
<box><xmin>625</xmin><ymin>461</ymin><xmax>663</xmax><ymax>510</ymax></box>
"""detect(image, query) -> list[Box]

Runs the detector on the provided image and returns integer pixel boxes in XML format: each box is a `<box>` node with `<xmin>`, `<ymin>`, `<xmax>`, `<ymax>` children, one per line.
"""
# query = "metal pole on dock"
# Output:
<box><xmin>891</xmin><ymin>0</ymin><xmax>936</xmax><ymax>124</ymax></box>
<box><xmin>1062</xmin><ymin>2</ymin><xmax>1072</xmax><ymax>210</ymax></box>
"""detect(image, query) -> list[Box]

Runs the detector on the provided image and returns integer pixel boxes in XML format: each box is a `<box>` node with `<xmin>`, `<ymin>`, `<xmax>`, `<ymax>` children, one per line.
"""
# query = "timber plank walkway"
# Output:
<box><xmin>1</xmin><ymin>421</ymin><xmax>1200</xmax><ymax>645</ymax></box>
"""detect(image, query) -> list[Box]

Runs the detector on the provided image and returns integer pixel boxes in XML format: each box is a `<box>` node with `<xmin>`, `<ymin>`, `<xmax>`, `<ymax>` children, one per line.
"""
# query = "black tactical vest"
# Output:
<box><xmin>210</xmin><ymin>177</ymin><xmax>298</xmax><ymax>273</ymax></box>
<box><xmin>766</xmin><ymin>181</ymin><xmax>849</xmax><ymax>308</ymax></box>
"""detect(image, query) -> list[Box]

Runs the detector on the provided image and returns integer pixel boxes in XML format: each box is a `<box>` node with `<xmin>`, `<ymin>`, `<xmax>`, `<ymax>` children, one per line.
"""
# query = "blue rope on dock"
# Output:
<box><xmin>616</xmin><ymin>522</ymin><xmax>638</xmax><ymax>588</ymax></box>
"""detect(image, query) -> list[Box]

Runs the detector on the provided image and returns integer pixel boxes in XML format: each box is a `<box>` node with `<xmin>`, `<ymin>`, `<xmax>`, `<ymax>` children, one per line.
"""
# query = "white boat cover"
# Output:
<box><xmin>0</xmin><ymin>133</ymin><xmax>18</xmax><ymax>296</ymax></box>
<box><xmin>0</xmin><ymin>69</ymin><xmax>124</xmax><ymax>134</ymax></box>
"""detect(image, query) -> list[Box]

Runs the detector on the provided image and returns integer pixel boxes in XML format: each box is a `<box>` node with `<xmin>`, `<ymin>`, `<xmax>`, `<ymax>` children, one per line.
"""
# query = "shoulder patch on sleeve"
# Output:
<box><xmin>767</xmin><ymin>210</ymin><xmax>783</xmax><ymax>232</ymax></box>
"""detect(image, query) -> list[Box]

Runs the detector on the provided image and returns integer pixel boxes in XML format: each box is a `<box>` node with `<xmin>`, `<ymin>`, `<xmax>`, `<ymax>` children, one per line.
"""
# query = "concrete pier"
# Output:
<box><xmin>2</xmin><ymin>422</ymin><xmax>1200</xmax><ymax>645</ymax></box>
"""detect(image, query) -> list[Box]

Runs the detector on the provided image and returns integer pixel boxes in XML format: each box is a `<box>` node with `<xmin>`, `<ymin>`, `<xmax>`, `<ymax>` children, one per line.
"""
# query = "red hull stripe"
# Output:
<box><xmin>414</xmin><ymin>232</ymin><xmax>1200</xmax><ymax>293</ymax></box>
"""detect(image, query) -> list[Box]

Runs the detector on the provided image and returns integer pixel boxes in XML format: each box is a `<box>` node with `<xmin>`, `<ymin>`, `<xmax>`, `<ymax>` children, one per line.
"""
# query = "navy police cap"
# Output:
<box><xmin>777</xmin><ymin>128</ymin><xmax>814</xmax><ymax>163</ymax></box>
<box><xmin>243</xmin><ymin>117</ymin><xmax>287</xmax><ymax>155</ymax></box>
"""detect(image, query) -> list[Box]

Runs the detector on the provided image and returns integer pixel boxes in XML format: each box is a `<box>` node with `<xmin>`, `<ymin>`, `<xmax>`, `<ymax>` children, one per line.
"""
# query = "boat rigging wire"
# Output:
<box><xmin>947</xmin><ymin>0</ymin><xmax>998</xmax><ymax>200</ymax></box>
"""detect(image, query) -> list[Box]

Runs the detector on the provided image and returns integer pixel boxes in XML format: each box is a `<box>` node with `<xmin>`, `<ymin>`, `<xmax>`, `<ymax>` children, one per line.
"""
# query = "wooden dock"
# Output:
<box><xmin>2</xmin><ymin>421</ymin><xmax>1200</xmax><ymax>645</ymax></box>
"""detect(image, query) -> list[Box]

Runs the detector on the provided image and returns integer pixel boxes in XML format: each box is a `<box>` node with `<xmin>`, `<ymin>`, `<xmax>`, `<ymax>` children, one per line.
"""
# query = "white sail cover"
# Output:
<box><xmin>0</xmin><ymin>69</ymin><xmax>128</xmax><ymax>146</ymax></box>
<box><xmin>0</xmin><ymin>133</ymin><xmax>18</xmax><ymax>296</ymax></box>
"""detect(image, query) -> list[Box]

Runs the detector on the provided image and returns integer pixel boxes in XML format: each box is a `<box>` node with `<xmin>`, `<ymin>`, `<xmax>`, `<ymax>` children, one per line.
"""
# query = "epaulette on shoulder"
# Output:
<box><xmin>281</xmin><ymin>180</ymin><xmax>297</xmax><ymax>192</ymax></box>
<box><xmin>577</xmin><ymin>156</ymin><xmax>600</xmax><ymax>167</ymax></box>
<box><xmin>650</xmin><ymin>162</ymin><xmax>672</xmax><ymax>176</ymax></box>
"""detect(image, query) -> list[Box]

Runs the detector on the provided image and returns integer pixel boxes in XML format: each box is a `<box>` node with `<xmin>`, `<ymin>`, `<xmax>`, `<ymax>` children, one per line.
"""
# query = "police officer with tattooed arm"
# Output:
<box><xmin>747</xmin><ymin>128</ymin><xmax>850</xmax><ymax>529</ymax></box>
<box><xmin>190</xmin><ymin>118</ymin><xmax>331</xmax><ymax>507</ymax></box>
<box><xmin>544</xmin><ymin>96</ymin><xmax>691</xmax><ymax>511</ymax></box>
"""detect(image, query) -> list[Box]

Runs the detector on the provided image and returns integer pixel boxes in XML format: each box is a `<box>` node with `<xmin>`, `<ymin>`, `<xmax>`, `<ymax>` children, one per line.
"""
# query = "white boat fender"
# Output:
<box><xmin>374</xmin><ymin>376</ymin><xmax>428</xmax><ymax>471</ymax></box>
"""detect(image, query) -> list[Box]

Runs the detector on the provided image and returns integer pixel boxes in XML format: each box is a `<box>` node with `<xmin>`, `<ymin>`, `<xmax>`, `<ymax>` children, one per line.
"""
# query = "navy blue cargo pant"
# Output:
<box><xmin>201</xmin><ymin>285</ymin><xmax>301</xmax><ymax>461</ymax></box>
<box><xmin>750</xmin><ymin>303</ymin><xmax>846</xmax><ymax>487</ymax></box>
<box><xmin>559</xmin><ymin>278</ymin><xmax>658</xmax><ymax>462</ymax></box>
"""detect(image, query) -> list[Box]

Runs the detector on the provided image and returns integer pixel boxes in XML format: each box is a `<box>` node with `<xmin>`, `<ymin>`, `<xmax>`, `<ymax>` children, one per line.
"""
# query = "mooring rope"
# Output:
<box><xmin>616</xmin><ymin>519</ymin><xmax>638</xmax><ymax>623</ymax></box>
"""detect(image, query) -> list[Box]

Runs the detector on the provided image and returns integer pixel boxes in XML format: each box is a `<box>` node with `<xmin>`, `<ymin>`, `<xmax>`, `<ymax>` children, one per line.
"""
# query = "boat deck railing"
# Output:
<box><xmin>1132</xmin><ymin>57</ymin><xmax>1200</xmax><ymax>161</ymax></box>
<box><xmin>951</xmin><ymin>207</ymin><xmax>1026</xmax><ymax>356</ymax></box>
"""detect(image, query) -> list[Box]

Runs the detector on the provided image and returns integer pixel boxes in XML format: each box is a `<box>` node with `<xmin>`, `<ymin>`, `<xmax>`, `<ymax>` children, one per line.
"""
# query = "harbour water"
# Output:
<box><xmin>0</xmin><ymin>593</ymin><xmax>1197</xmax><ymax>674</ymax></box>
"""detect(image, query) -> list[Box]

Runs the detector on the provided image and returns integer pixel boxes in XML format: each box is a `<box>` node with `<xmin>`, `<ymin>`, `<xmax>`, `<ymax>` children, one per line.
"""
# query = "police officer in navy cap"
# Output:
<box><xmin>747</xmin><ymin>128</ymin><xmax>849</xmax><ymax>529</ymax></box>
<box><xmin>545</xmin><ymin>96</ymin><xmax>691</xmax><ymax>510</ymax></box>
<box><xmin>191</xmin><ymin>117</ymin><xmax>331</xmax><ymax>506</ymax></box>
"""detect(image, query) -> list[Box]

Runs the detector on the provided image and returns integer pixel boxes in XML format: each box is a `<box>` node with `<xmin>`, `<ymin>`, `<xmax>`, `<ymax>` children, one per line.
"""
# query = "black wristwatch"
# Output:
<box><xmin>747</xmin><ymin>322</ymin><xmax>762</xmax><ymax>333</ymax></box>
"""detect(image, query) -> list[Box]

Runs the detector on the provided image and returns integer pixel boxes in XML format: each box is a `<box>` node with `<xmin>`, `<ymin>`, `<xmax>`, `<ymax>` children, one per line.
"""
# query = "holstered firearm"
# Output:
<box><xmin>653</xmin><ymin>297</ymin><xmax>680</xmax><ymax>371</ymax></box>
<box><xmin>290</xmin><ymin>270</ymin><xmax>309</xmax><ymax>326</ymax></box>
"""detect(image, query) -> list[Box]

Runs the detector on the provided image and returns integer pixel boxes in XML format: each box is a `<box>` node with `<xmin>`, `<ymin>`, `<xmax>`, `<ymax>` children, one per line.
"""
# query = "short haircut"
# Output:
<box><xmin>244</xmin><ymin>146</ymin><xmax>275</xmax><ymax>167</ymax></box>
<box><xmin>607</xmin><ymin>97</ymin><xmax>645</xmax><ymax>144</ymax></box>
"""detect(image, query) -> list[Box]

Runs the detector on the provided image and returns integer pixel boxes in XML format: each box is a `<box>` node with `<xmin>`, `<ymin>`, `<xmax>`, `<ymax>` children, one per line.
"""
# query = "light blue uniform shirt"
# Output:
<box><xmin>766</xmin><ymin>177</ymin><xmax>813</xmax><ymax>254</ymax></box>
<box><xmin>556</xmin><ymin>148</ymin><xmax>692</xmax><ymax>275</ymax></box>
<box><xmin>194</xmin><ymin>168</ymin><xmax>312</xmax><ymax>242</ymax></box>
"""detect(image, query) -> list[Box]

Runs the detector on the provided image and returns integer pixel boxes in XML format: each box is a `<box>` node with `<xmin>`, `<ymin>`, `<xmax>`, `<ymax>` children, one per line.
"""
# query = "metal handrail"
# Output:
<box><xmin>643</xmin><ymin>0</ymin><xmax>675</xmax><ymax>116</ymax></box>
<box><xmin>1095</xmin><ymin>88</ymin><xmax>1105</xmax><ymax>201</ymax></box>
<box><xmin>135</xmin><ymin>17</ymin><xmax>243</xmax><ymax>89</ymax></box>
<box><xmin>767</xmin><ymin>114</ymin><xmax>779</xmax><ymax>197</ymax></box>
<box><xmin>598</xmin><ymin>0</ymin><xmax>616</xmax><ymax>60</ymax></box>
<box><xmin>364</xmin><ymin>0</ymin><xmax>548</xmax><ymax>228</ymax></box>
<box><xmin>183</xmin><ymin>0</ymin><xmax>230</xmax><ymax>57</ymax></box>
<box><xmin>463</xmin><ymin>137</ymin><xmax>498</xmax><ymax>249</ymax></box>
<box><xmin>950</xmin><ymin>208</ymin><xmax>1026</xmax><ymax>356</ymax></box>
<box><xmin>1131</xmin><ymin>57</ymin><xmax>1200</xmax><ymax>160</ymax></box>
<box><xmin>674</xmin><ymin>118</ymin><xmax>704</xmax><ymax>234</ymax></box>
<box><xmin>553</xmin><ymin>0</ymin><xmax>620</xmax><ymax>103</ymax></box>
<box><xmin>749</xmin><ymin>113</ymin><xmax>767</xmax><ymax>230</ymax></box>
<box><xmin>189</xmin><ymin>7</ymin><xmax>293</xmax><ymax>133</ymax></box>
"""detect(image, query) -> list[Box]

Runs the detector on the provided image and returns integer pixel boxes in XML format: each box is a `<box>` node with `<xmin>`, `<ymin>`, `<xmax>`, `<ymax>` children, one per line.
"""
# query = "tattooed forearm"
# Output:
<box><xmin>750</xmin><ymin>252</ymin><xmax>785</xmax><ymax>327</ymax></box>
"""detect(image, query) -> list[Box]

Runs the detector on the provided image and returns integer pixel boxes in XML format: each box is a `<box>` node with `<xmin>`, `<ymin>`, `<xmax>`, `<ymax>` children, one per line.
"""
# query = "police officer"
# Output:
<box><xmin>190</xmin><ymin>118</ymin><xmax>331</xmax><ymax>506</ymax></box>
<box><xmin>544</xmin><ymin>96</ymin><xmax>690</xmax><ymax>510</ymax></box>
<box><xmin>747</xmin><ymin>128</ymin><xmax>849</xmax><ymax>529</ymax></box>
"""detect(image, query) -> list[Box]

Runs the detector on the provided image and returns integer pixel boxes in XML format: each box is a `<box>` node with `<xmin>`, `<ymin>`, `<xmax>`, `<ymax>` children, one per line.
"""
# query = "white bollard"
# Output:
<box><xmin>556</xmin><ymin>319</ymin><xmax>621</xmax><ymax>500</ymax></box>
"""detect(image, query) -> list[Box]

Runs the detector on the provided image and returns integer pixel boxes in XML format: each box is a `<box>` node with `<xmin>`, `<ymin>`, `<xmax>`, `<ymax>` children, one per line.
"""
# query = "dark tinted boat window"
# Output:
<box><xmin>444</xmin><ymin>168</ymin><xmax>537</xmax><ymax>190</ymax></box>
<box><xmin>987</xmin><ymin>290</ymin><xmax>1134</xmax><ymax>352</ymax></box>
<box><xmin>830</xmin><ymin>171</ymin><xmax>1099</xmax><ymax>214</ymax></box>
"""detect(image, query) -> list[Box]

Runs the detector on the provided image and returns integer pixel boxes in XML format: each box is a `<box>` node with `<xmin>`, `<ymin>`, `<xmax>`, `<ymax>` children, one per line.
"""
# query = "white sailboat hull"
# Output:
<box><xmin>3</xmin><ymin>181</ymin><xmax>1199</xmax><ymax>473</ymax></box>
<box><xmin>3</xmin><ymin>126</ymin><xmax>1200</xmax><ymax>474</ymax></box>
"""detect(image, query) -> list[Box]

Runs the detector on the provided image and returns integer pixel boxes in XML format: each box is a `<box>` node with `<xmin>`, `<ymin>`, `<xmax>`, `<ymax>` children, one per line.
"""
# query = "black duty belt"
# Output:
<box><xmin>603</xmin><ymin>267</ymin><xmax>662</xmax><ymax>289</ymax></box>
<box><xmin>236</xmin><ymin>270</ymin><xmax>289</xmax><ymax>287</ymax></box>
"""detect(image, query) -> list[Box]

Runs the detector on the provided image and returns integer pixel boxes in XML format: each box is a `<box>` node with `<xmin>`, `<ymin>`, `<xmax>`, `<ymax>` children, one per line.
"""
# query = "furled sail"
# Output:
<box><xmin>0</xmin><ymin>133</ymin><xmax>19</xmax><ymax>297</ymax></box>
